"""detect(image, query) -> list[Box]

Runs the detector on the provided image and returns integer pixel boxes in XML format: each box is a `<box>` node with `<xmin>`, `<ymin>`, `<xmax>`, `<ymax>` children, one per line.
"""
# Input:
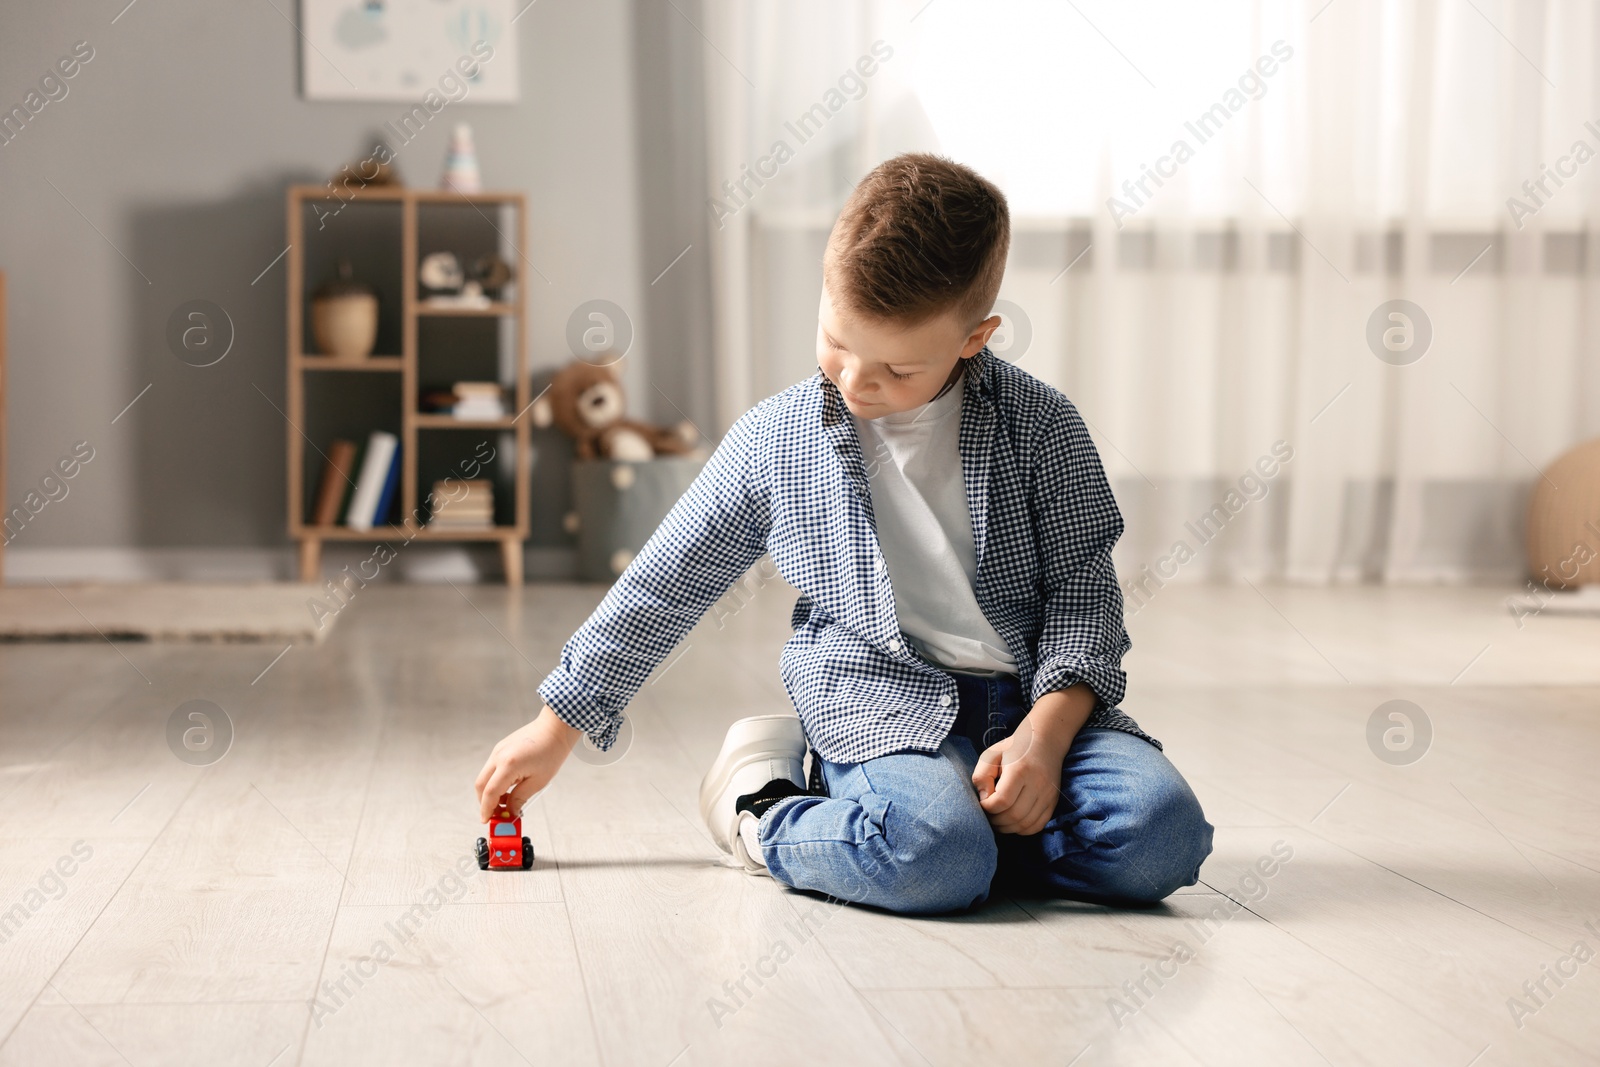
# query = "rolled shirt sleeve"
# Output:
<box><xmin>537</xmin><ymin>406</ymin><xmax>771</xmax><ymax>749</ymax></box>
<box><xmin>1027</xmin><ymin>400</ymin><xmax>1131</xmax><ymax>712</ymax></box>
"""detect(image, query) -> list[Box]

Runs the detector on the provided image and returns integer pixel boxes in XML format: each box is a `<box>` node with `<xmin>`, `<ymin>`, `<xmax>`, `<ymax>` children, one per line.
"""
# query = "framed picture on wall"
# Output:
<box><xmin>300</xmin><ymin>0</ymin><xmax>520</xmax><ymax>102</ymax></box>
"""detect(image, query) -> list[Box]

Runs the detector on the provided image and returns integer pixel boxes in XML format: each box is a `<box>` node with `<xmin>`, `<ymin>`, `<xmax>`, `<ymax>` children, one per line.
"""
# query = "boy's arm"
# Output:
<box><xmin>1027</xmin><ymin>399</ymin><xmax>1131</xmax><ymax>716</ymax></box>
<box><xmin>536</xmin><ymin>405</ymin><xmax>771</xmax><ymax>750</ymax></box>
<box><xmin>970</xmin><ymin>400</ymin><xmax>1129</xmax><ymax>837</ymax></box>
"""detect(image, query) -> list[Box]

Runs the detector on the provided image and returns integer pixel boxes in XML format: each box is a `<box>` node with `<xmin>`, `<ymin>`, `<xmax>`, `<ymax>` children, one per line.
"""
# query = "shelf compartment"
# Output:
<box><xmin>296</xmin><ymin>198</ymin><xmax>404</xmax><ymax>359</ymax></box>
<box><xmin>414</xmin><ymin>426</ymin><xmax>515</xmax><ymax>530</ymax></box>
<box><xmin>298</xmin><ymin>374</ymin><xmax>403</xmax><ymax>527</ymax></box>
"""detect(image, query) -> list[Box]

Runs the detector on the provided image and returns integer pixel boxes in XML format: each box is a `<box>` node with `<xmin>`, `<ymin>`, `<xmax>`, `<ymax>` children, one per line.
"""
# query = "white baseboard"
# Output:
<box><xmin>3</xmin><ymin>545</ymin><xmax>578</xmax><ymax>584</ymax></box>
<box><xmin>7</xmin><ymin>546</ymin><xmax>1513</xmax><ymax>587</ymax></box>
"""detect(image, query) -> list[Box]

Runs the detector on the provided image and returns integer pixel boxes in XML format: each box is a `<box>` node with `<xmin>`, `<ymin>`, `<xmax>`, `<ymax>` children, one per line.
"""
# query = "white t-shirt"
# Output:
<box><xmin>851</xmin><ymin>374</ymin><xmax>1018</xmax><ymax>675</ymax></box>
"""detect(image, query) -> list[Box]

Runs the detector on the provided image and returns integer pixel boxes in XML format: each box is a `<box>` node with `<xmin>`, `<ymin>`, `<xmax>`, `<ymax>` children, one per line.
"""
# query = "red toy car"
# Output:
<box><xmin>477</xmin><ymin>795</ymin><xmax>533</xmax><ymax>870</ymax></box>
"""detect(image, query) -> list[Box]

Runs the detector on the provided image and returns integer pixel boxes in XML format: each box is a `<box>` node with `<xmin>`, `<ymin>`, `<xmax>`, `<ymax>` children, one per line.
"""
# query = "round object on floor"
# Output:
<box><xmin>1526</xmin><ymin>436</ymin><xmax>1600</xmax><ymax>589</ymax></box>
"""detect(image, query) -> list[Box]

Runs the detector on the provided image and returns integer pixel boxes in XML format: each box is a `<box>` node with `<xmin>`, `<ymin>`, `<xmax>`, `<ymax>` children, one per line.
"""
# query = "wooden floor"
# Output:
<box><xmin>0</xmin><ymin>579</ymin><xmax>1597</xmax><ymax>1066</ymax></box>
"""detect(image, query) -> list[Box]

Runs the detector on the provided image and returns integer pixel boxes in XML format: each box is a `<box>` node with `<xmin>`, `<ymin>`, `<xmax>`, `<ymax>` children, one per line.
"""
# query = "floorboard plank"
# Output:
<box><xmin>300</xmin><ymin>902</ymin><xmax>599</xmax><ymax>1066</ymax></box>
<box><xmin>555</xmin><ymin>829</ymin><xmax>908</xmax><ymax>1066</ymax></box>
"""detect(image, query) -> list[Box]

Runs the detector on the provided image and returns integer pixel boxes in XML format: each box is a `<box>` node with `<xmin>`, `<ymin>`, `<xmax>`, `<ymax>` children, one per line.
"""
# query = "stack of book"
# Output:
<box><xmin>452</xmin><ymin>382</ymin><xmax>506</xmax><ymax>420</ymax></box>
<box><xmin>428</xmin><ymin>479</ymin><xmax>495</xmax><ymax>530</ymax></box>
<box><xmin>310</xmin><ymin>431</ymin><xmax>401</xmax><ymax>531</ymax></box>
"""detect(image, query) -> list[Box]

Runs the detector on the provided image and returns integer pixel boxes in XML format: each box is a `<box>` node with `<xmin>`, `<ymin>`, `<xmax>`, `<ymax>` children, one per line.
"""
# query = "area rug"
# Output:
<box><xmin>0</xmin><ymin>583</ymin><xmax>333</xmax><ymax>642</ymax></box>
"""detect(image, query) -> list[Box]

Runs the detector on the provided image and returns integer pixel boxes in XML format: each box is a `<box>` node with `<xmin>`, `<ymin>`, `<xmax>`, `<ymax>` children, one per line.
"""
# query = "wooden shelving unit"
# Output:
<box><xmin>284</xmin><ymin>185</ymin><xmax>530</xmax><ymax>585</ymax></box>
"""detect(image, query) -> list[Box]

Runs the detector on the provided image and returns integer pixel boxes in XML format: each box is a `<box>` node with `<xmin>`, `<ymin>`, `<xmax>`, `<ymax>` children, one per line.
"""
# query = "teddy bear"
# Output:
<box><xmin>530</xmin><ymin>359</ymin><xmax>699</xmax><ymax>461</ymax></box>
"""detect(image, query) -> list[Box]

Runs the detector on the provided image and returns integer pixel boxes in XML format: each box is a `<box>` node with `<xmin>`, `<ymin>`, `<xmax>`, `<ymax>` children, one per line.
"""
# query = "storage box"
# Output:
<box><xmin>570</xmin><ymin>457</ymin><xmax>707</xmax><ymax>581</ymax></box>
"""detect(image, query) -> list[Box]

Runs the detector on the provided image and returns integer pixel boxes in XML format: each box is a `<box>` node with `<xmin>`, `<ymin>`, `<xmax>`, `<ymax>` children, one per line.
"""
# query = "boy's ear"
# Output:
<box><xmin>964</xmin><ymin>314</ymin><xmax>1003</xmax><ymax>357</ymax></box>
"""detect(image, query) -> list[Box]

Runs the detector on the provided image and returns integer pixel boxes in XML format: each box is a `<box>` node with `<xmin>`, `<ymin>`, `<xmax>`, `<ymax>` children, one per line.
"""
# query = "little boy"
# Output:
<box><xmin>476</xmin><ymin>154</ymin><xmax>1213</xmax><ymax>914</ymax></box>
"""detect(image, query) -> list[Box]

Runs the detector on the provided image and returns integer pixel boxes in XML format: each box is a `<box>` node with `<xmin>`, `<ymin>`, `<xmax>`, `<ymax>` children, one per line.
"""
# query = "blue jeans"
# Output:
<box><xmin>760</xmin><ymin>671</ymin><xmax>1214</xmax><ymax>914</ymax></box>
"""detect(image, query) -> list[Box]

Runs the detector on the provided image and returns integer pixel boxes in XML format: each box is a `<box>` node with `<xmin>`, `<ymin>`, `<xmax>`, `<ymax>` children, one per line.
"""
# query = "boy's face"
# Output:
<box><xmin>816</xmin><ymin>284</ymin><xmax>1001</xmax><ymax>420</ymax></box>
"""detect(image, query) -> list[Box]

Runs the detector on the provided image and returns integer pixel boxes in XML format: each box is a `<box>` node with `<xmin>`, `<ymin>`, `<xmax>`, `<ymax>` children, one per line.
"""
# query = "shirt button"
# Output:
<box><xmin>874</xmin><ymin>558</ymin><xmax>884</xmax><ymax>572</ymax></box>
<box><xmin>939</xmin><ymin>694</ymin><xmax>952</xmax><ymax>707</ymax></box>
<box><xmin>887</xmin><ymin>639</ymin><xmax>901</xmax><ymax>652</ymax></box>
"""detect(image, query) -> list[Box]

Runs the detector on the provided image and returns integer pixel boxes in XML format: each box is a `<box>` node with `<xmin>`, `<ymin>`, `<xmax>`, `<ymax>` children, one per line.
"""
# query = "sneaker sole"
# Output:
<box><xmin>730</xmin><ymin>814</ymin><xmax>771</xmax><ymax>875</ymax></box>
<box><xmin>697</xmin><ymin>715</ymin><xmax>806</xmax><ymax>854</ymax></box>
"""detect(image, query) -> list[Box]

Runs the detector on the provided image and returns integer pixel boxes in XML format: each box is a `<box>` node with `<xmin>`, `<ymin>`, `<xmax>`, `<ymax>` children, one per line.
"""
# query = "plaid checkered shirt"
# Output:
<box><xmin>538</xmin><ymin>346</ymin><xmax>1157</xmax><ymax>762</ymax></box>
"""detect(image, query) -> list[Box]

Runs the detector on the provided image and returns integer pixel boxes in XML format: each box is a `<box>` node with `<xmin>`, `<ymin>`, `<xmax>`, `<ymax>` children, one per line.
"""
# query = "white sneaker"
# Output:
<box><xmin>697</xmin><ymin>714</ymin><xmax>808</xmax><ymax>871</ymax></box>
<box><xmin>737</xmin><ymin>813</ymin><xmax>764</xmax><ymax>870</ymax></box>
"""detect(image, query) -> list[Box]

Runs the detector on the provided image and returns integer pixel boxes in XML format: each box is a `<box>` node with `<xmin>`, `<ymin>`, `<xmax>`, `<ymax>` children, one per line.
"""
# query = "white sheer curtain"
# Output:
<box><xmin>699</xmin><ymin>0</ymin><xmax>1600</xmax><ymax>585</ymax></box>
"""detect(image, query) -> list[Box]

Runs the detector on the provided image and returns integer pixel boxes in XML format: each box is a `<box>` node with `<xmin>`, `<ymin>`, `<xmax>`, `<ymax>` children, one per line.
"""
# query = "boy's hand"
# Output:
<box><xmin>475</xmin><ymin>705</ymin><xmax>584</xmax><ymax>821</ymax></box>
<box><xmin>971</xmin><ymin>684</ymin><xmax>1095</xmax><ymax>836</ymax></box>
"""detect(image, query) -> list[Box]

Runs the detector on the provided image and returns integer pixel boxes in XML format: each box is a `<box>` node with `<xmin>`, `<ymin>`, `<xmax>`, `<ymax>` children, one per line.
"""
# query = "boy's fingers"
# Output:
<box><xmin>474</xmin><ymin>746</ymin><xmax>510</xmax><ymax>807</ymax></box>
<box><xmin>507</xmin><ymin>779</ymin><xmax>539</xmax><ymax>816</ymax></box>
<box><xmin>989</xmin><ymin>778</ymin><xmax>1055</xmax><ymax>832</ymax></box>
<box><xmin>996</xmin><ymin>805</ymin><xmax>1044</xmax><ymax>835</ymax></box>
<box><xmin>478</xmin><ymin>766</ymin><xmax>515</xmax><ymax>820</ymax></box>
<box><xmin>993</xmin><ymin>785</ymin><xmax>1028</xmax><ymax>826</ymax></box>
<box><xmin>971</xmin><ymin>746</ymin><xmax>1004</xmax><ymax>799</ymax></box>
<box><xmin>979</xmin><ymin>770</ymin><xmax>1020</xmax><ymax>814</ymax></box>
<box><xmin>1016</xmin><ymin>796</ymin><xmax>1050</xmax><ymax>835</ymax></box>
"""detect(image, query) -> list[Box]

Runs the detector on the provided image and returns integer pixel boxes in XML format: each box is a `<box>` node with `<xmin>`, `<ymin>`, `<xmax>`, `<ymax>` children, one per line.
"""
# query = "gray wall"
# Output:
<box><xmin>631</xmin><ymin>0</ymin><xmax>717</xmax><ymax>440</ymax></box>
<box><xmin>0</xmin><ymin>0</ymin><xmax>672</xmax><ymax>565</ymax></box>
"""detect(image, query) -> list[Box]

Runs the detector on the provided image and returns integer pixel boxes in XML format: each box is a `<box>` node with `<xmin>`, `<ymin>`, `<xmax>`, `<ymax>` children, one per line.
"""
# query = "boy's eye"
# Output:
<box><xmin>887</xmin><ymin>367</ymin><xmax>916</xmax><ymax>380</ymax></box>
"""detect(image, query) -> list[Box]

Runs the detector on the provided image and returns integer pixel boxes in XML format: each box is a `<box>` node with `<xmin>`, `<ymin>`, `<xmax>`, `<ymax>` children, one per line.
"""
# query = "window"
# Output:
<box><xmin>902</xmin><ymin>0</ymin><xmax>1302</xmax><ymax>218</ymax></box>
